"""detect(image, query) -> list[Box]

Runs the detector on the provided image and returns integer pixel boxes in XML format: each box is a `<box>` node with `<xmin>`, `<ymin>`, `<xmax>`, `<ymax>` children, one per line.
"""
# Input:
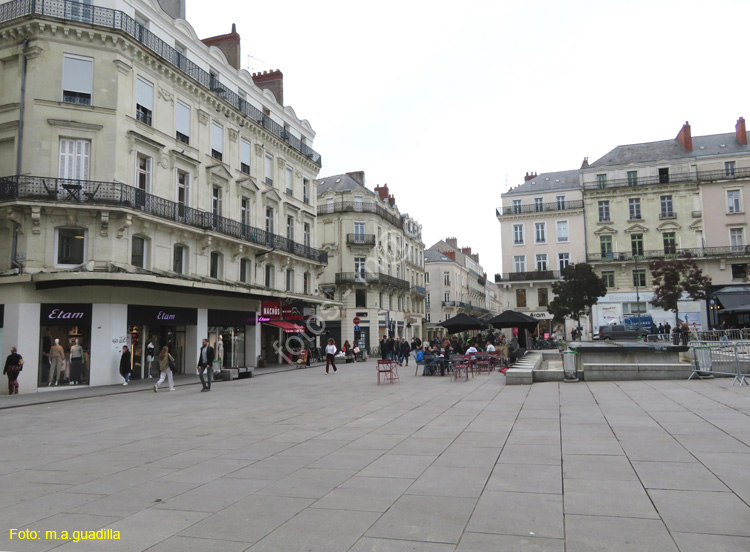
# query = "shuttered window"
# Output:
<box><xmin>58</xmin><ymin>139</ymin><xmax>90</xmax><ymax>180</ymax></box>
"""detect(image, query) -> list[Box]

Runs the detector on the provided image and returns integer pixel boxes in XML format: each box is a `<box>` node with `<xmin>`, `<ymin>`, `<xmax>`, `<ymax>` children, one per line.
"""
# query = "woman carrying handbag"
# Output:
<box><xmin>153</xmin><ymin>346</ymin><xmax>176</xmax><ymax>392</ymax></box>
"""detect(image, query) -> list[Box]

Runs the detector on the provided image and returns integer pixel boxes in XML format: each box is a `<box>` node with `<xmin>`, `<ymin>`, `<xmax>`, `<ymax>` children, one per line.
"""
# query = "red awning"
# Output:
<box><xmin>263</xmin><ymin>320</ymin><xmax>306</xmax><ymax>333</ymax></box>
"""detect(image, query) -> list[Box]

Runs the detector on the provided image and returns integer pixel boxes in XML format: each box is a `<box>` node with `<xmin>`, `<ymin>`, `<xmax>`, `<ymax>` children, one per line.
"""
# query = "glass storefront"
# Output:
<box><xmin>39</xmin><ymin>304</ymin><xmax>92</xmax><ymax>387</ymax></box>
<box><xmin>127</xmin><ymin>305</ymin><xmax>197</xmax><ymax>378</ymax></box>
<box><xmin>207</xmin><ymin>309</ymin><xmax>255</xmax><ymax>369</ymax></box>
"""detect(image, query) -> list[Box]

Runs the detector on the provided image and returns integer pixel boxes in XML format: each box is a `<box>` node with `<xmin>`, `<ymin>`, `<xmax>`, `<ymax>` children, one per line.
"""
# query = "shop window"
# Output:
<box><xmin>55</xmin><ymin>227</ymin><xmax>86</xmax><ymax>267</ymax></box>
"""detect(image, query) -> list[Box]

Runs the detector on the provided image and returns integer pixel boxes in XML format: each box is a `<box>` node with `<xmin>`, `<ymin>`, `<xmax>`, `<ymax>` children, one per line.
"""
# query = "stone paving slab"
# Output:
<box><xmin>1</xmin><ymin>362</ymin><xmax>750</xmax><ymax>551</ymax></box>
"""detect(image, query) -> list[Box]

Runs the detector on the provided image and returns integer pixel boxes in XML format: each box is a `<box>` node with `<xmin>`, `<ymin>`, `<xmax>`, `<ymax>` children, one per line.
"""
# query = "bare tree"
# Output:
<box><xmin>649</xmin><ymin>255</ymin><xmax>711</xmax><ymax>327</ymax></box>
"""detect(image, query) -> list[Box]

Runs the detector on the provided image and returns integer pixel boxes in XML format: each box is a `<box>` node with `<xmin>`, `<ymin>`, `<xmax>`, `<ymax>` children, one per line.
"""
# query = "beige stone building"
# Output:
<box><xmin>0</xmin><ymin>0</ymin><xmax>329</xmax><ymax>393</ymax></box>
<box><xmin>315</xmin><ymin>173</ymin><xmax>425</xmax><ymax>351</ymax></box>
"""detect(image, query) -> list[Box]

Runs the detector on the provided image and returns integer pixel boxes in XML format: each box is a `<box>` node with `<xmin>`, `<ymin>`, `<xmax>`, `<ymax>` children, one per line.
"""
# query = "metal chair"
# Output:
<box><xmin>377</xmin><ymin>360</ymin><xmax>399</xmax><ymax>384</ymax></box>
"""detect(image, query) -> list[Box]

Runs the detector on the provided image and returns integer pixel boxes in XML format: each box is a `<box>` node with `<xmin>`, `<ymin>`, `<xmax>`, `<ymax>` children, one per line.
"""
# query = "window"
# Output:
<box><xmin>631</xmin><ymin>234</ymin><xmax>644</xmax><ymax>257</ymax></box>
<box><xmin>211</xmin><ymin>122</ymin><xmax>223</xmax><ymax>160</ymax></box>
<box><xmin>303</xmin><ymin>223</ymin><xmax>310</xmax><ymax>247</ymax></box>
<box><xmin>556</xmin><ymin>220</ymin><xmax>569</xmax><ymax>242</ymax></box>
<box><xmin>177</xmin><ymin>171</ymin><xmax>189</xmax><ymax>217</ymax></box>
<box><xmin>240</xmin><ymin>139</ymin><xmax>251</xmax><ymax>174</ymax></box>
<box><xmin>535</xmin><ymin>222</ymin><xmax>546</xmax><ymax>243</ymax></box>
<box><xmin>380</xmin><ymin>292</ymin><xmax>384</xmax><ymax>308</ymax></box>
<box><xmin>444</xmin><ymin>292</ymin><xmax>450</xmax><ymax>303</ymax></box>
<box><xmin>512</xmin><ymin>199</ymin><xmax>522</xmax><ymax>213</ymax></box>
<box><xmin>264</xmin><ymin>153</ymin><xmax>273</xmax><ymax>185</ymax></box>
<box><xmin>443</xmin><ymin>271</ymin><xmax>450</xmax><ymax>286</ymax></box>
<box><xmin>726</xmin><ymin>161</ymin><xmax>736</xmax><ymax>177</ymax></box>
<box><xmin>513</xmin><ymin>224</ymin><xmax>524</xmax><ymax>244</ymax></box>
<box><xmin>627</xmin><ymin>171</ymin><xmax>638</xmax><ymax>186</ymax></box>
<box><xmin>354</xmin><ymin>195</ymin><xmax>363</xmax><ymax>212</ymax></box>
<box><xmin>600</xmin><ymin>236</ymin><xmax>613</xmax><ymax>258</ymax></box>
<box><xmin>303</xmin><ymin>179</ymin><xmax>310</xmax><ymax>204</ymax></box>
<box><xmin>265</xmin><ymin>264</ymin><xmax>274</xmax><ymax>288</ymax></box>
<box><xmin>62</xmin><ymin>54</ymin><xmax>93</xmax><ymax>105</ymax></box>
<box><xmin>663</xmin><ymin>232</ymin><xmax>676</xmax><ymax>255</ymax></box>
<box><xmin>176</xmin><ymin>101</ymin><xmax>190</xmax><ymax>144</ymax></box>
<box><xmin>513</xmin><ymin>255</ymin><xmax>525</xmax><ymax>272</ymax></box>
<box><xmin>660</xmin><ymin>195</ymin><xmax>673</xmax><ymax>217</ymax></box>
<box><xmin>131</xmin><ymin>236</ymin><xmax>146</xmax><ymax>268</ymax></box>
<box><xmin>633</xmin><ymin>269</ymin><xmax>646</xmax><ymax>288</ymax></box>
<box><xmin>173</xmin><ymin>244</ymin><xmax>186</xmax><ymax>274</ymax></box>
<box><xmin>212</xmin><ymin>186</ymin><xmax>222</xmax><ymax>216</ymax></box>
<box><xmin>596</xmin><ymin>174</ymin><xmax>607</xmax><ymax>189</ymax></box>
<box><xmin>536</xmin><ymin>254</ymin><xmax>548</xmax><ymax>271</ymax></box>
<box><xmin>285</xmin><ymin>166</ymin><xmax>293</xmax><ymax>195</ymax></box>
<box><xmin>265</xmin><ymin>207</ymin><xmax>274</xmax><ymax>234</ymax></box>
<box><xmin>516</xmin><ymin>289</ymin><xmax>526</xmax><ymax>308</ymax></box>
<box><xmin>286</xmin><ymin>215</ymin><xmax>294</xmax><ymax>241</ymax></box>
<box><xmin>426</xmin><ymin>313</ymin><xmax>431</xmax><ymax>323</ymax></box>
<box><xmin>136</xmin><ymin>77</ymin><xmax>153</xmax><ymax>125</ymax></box>
<box><xmin>731</xmin><ymin>264</ymin><xmax>747</xmax><ymax>279</ymax></box>
<box><xmin>629</xmin><ymin>198</ymin><xmax>641</xmax><ymax>220</ymax></box>
<box><xmin>210</xmin><ymin>251</ymin><xmax>222</xmax><ymax>279</ymax></box>
<box><xmin>241</xmin><ymin>198</ymin><xmax>250</xmax><ymax>226</ymax></box>
<box><xmin>425</xmin><ymin>272</ymin><xmax>430</xmax><ymax>283</ymax></box>
<box><xmin>728</xmin><ymin>190</ymin><xmax>741</xmax><ymax>213</ymax></box>
<box><xmin>426</xmin><ymin>292</ymin><xmax>430</xmax><ymax>306</ymax></box>
<box><xmin>286</xmin><ymin>269</ymin><xmax>294</xmax><ymax>292</ymax></box>
<box><xmin>658</xmin><ymin>167</ymin><xmax>670</xmax><ymax>184</ymax></box>
<box><xmin>558</xmin><ymin>252</ymin><xmax>570</xmax><ymax>270</ymax></box>
<box><xmin>602</xmin><ymin>270</ymin><xmax>615</xmax><ymax>288</ymax></box>
<box><xmin>355</xmin><ymin>257</ymin><xmax>366</xmax><ymax>278</ymax></box>
<box><xmin>58</xmin><ymin>138</ymin><xmax>90</xmax><ymax>180</ymax></box>
<box><xmin>556</xmin><ymin>195</ymin><xmax>566</xmax><ymax>210</ymax></box>
<box><xmin>240</xmin><ymin>258</ymin><xmax>250</xmax><ymax>283</ymax></box>
<box><xmin>56</xmin><ymin>228</ymin><xmax>86</xmax><ymax>266</ymax></box>
<box><xmin>303</xmin><ymin>272</ymin><xmax>310</xmax><ymax>294</ymax></box>
<box><xmin>598</xmin><ymin>200</ymin><xmax>610</xmax><ymax>222</ymax></box>
<box><xmin>538</xmin><ymin>288</ymin><xmax>548</xmax><ymax>307</ymax></box>
<box><xmin>135</xmin><ymin>154</ymin><xmax>151</xmax><ymax>207</ymax></box>
<box><xmin>354</xmin><ymin>222</ymin><xmax>365</xmax><ymax>240</ymax></box>
<box><xmin>730</xmin><ymin>228</ymin><xmax>744</xmax><ymax>251</ymax></box>
<box><xmin>534</xmin><ymin>197</ymin><xmax>543</xmax><ymax>212</ymax></box>
<box><xmin>356</xmin><ymin>289</ymin><xmax>367</xmax><ymax>308</ymax></box>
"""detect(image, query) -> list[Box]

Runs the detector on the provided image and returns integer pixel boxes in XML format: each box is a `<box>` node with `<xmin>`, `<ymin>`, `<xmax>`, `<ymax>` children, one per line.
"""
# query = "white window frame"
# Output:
<box><xmin>512</xmin><ymin>199</ymin><xmax>522</xmax><ymax>213</ymax></box>
<box><xmin>136</xmin><ymin>76</ymin><xmax>154</xmax><ymax>125</ymax></box>
<box><xmin>534</xmin><ymin>197</ymin><xmax>543</xmax><ymax>212</ymax></box>
<box><xmin>176</xmin><ymin>100</ymin><xmax>190</xmax><ymax>144</ymax></box>
<box><xmin>730</xmin><ymin>227</ymin><xmax>744</xmax><ymax>250</ymax></box>
<box><xmin>62</xmin><ymin>53</ymin><xmax>93</xmax><ymax>105</ymax></box>
<box><xmin>265</xmin><ymin>264</ymin><xmax>275</xmax><ymax>288</ymax></box>
<box><xmin>212</xmin><ymin>185</ymin><xmax>222</xmax><ymax>216</ymax></box>
<box><xmin>513</xmin><ymin>255</ymin><xmax>526</xmax><ymax>273</ymax></box>
<box><xmin>598</xmin><ymin>200</ymin><xmax>610</xmax><ymax>222</ymax></box>
<box><xmin>176</xmin><ymin>170</ymin><xmax>189</xmax><ymax>209</ymax></box>
<box><xmin>535</xmin><ymin>222</ymin><xmax>546</xmax><ymax>243</ymax></box>
<box><xmin>211</xmin><ymin>122</ymin><xmax>223</xmax><ymax>159</ymax></box>
<box><xmin>556</xmin><ymin>220</ymin><xmax>569</xmax><ymax>242</ymax></box>
<box><xmin>173</xmin><ymin>244</ymin><xmax>187</xmax><ymax>274</ymax></box>
<box><xmin>240</xmin><ymin>258</ymin><xmax>251</xmax><ymax>284</ymax></box>
<box><xmin>727</xmin><ymin>189</ymin><xmax>741</xmax><ymax>213</ymax></box>
<box><xmin>131</xmin><ymin>235</ymin><xmax>148</xmax><ymax>269</ymax></box>
<box><xmin>629</xmin><ymin>197</ymin><xmax>641</xmax><ymax>220</ymax></box>
<box><xmin>240</xmin><ymin>139</ymin><xmax>251</xmax><ymax>174</ymax></box>
<box><xmin>135</xmin><ymin>153</ymin><xmax>152</xmax><ymax>192</ymax></box>
<box><xmin>286</xmin><ymin>268</ymin><xmax>294</xmax><ymax>292</ymax></box>
<box><xmin>264</xmin><ymin>153</ymin><xmax>274</xmax><ymax>185</ymax></box>
<box><xmin>58</xmin><ymin>138</ymin><xmax>90</xmax><ymax>180</ymax></box>
<box><xmin>536</xmin><ymin>254</ymin><xmax>548</xmax><ymax>271</ymax></box>
<box><xmin>513</xmin><ymin>224</ymin><xmax>524</xmax><ymax>245</ymax></box>
<box><xmin>558</xmin><ymin>252</ymin><xmax>570</xmax><ymax>270</ymax></box>
<box><xmin>285</xmin><ymin>165</ymin><xmax>293</xmax><ymax>195</ymax></box>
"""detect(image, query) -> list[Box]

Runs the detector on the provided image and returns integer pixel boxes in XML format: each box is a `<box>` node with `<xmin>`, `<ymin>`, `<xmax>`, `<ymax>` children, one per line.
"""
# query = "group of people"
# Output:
<box><xmin>648</xmin><ymin>321</ymin><xmax>694</xmax><ymax>345</ymax></box>
<box><xmin>413</xmin><ymin>336</ymin><xmax>517</xmax><ymax>376</ymax></box>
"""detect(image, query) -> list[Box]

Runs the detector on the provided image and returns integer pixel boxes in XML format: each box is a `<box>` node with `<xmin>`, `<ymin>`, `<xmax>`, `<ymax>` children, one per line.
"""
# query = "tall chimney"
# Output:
<box><xmin>374</xmin><ymin>184</ymin><xmax>389</xmax><ymax>201</ymax></box>
<box><xmin>252</xmin><ymin>70</ymin><xmax>284</xmax><ymax>105</ymax></box>
<box><xmin>201</xmin><ymin>24</ymin><xmax>241</xmax><ymax>71</ymax></box>
<box><xmin>524</xmin><ymin>172</ymin><xmax>537</xmax><ymax>182</ymax></box>
<box><xmin>736</xmin><ymin>117</ymin><xmax>747</xmax><ymax>146</ymax></box>
<box><xmin>676</xmin><ymin>121</ymin><xmax>692</xmax><ymax>152</ymax></box>
<box><xmin>581</xmin><ymin>157</ymin><xmax>589</xmax><ymax>168</ymax></box>
<box><xmin>445</xmin><ymin>237</ymin><xmax>458</xmax><ymax>248</ymax></box>
<box><xmin>346</xmin><ymin>171</ymin><xmax>365</xmax><ymax>186</ymax></box>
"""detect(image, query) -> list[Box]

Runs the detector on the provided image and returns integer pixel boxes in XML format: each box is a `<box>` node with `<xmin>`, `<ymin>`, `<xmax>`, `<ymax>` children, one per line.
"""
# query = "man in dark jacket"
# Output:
<box><xmin>197</xmin><ymin>338</ymin><xmax>215</xmax><ymax>392</ymax></box>
<box><xmin>400</xmin><ymin>338</ymin><xmax>411</xmax><ymax>366</ymax></box>
<box><xmin>383</xmin><ymin>337</ymin><xmax>394</xmax><ymax>360</ymax></box>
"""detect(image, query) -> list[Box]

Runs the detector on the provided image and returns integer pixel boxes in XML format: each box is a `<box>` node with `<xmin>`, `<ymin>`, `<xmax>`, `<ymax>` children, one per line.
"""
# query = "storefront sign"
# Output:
<box><xmin>282</xmin><ymin>305</ymin><xmax>303</xmax><ymax>321</ymax></box>
<box><xmin>40</xmin><ymin>304</ymin><xmax>92</xmax><ymax>326</ymax></box>
<box><xmin>258</xmin><ymin>316</ymin><xmax>271</xmax><ymax>322</ymax></box>
<box><xmin>208</xmin><ymin>310</ymin><xmax>257</xmax><ymax>326</ymax></box>
<box><xmin>261</xmin><ymin>300</ymin><xmax>282</xmax><ymax>319</ymax></box>
<box><xmin>529</xmin><ymin>312</ymin><xmax>550</xmax><ymax>319</ymax></box>
<box><xmin>127</xmin><ymin>305</ymin><xmax>197</xmax><ymax>325</ymax></box>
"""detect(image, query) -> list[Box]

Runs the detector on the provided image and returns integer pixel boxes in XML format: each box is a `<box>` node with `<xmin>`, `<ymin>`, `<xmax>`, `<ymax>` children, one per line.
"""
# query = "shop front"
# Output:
<box><xmin>259</xmin><ymin>300</ymin><xmax>309</xmax><ymax>365</ymax></box>
<box><xmin>39</xmin><ymin>303</ymin><xmax>92</xmax><ymax>387</ymax></box>
<box><xmin>127</xmin><ymin>305</ymin><xmax>197</xmax><ymax>378</ymax></box>
<box><xmin>207</xmin><ymin>309</ymin><xmax>255</xmax><ymax>369</ymax></box>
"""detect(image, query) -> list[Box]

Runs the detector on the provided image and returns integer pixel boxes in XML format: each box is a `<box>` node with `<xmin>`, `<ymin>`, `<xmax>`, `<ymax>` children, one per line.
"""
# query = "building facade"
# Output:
<box><xmin>0</xmin><ymin>0</ymin><xmax>328</xmax><ymax>393</ymax></box>
<box><xmin>496</xmin><ymin>170</ymin><xmax>586</xmax><ymax>338</ymax></box>
<box><xmin>315</xmin><ymin>173</ymin><xmax>425</xmax><ymax>351</ymax></box>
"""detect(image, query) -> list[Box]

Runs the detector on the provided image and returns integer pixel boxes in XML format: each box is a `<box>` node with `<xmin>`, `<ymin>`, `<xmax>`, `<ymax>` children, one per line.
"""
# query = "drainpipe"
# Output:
<box><xmin>11</xmin><ymin>39</ymin><xmax>30</xmax><ymax>273</ymax></box>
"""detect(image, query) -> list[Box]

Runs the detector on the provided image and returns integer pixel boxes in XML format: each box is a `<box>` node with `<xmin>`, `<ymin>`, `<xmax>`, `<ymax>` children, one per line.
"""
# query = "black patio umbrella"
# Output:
<box><xmin>439</xmin><ymin>313</ymin><xmax>488</xmax><ymax>334</ymax></box>
<box><xmin>486</xmin><ymin>310</ymin><xmax>539</xmax><ymax>331</ymax></box>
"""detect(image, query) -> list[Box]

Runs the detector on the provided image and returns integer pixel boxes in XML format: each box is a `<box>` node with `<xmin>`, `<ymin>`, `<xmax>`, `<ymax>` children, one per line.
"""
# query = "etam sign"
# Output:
<box><xmin>41</xmin><ymin>304</ymin><xmax>92</xmax><ymax>326</ymax></box>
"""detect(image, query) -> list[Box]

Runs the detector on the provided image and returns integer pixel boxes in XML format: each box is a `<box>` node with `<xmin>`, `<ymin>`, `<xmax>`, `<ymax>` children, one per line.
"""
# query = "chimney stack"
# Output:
<box><xmin>737</xmin><ymin>117</ymin><xmax>747</xmax><ymax>146</ymax></box>
<box><xmin>461</xmin><ymin>247</ymin><xmax>472</xmax><ymax>256</ymax></box>
<box><xmin>374</xmin><ymin>184</ymin><xmax>389</xmax><ymax>201</ymax></box>
<box><xmin>201</xmin><ymin>24</ymin><xmax>241</xmax><ymax>70</ymax></box>
<box><xmin>251</xmin><ymin>70</ymin><xmax>284</xmax><ymax>105</ymax></box>
<box><xmin>676</xmin><ymin>121</ymin><xmax>693</xmax><ymax>152</ymax></box>
<box><xmin>441</xmin><ymin>250</ymin><xmax>456</xmax><ymax>261</ymax></box>
<box><xmin>581</xmin><ymin>157</ymin><xmax>589</xmax><ymax>168</ymax></box>
<box><xmin>524</xmin><ymin>172</ymin><xmax>537</xmax><ymax>182</ymax></box>
<box><xmin>346</xmin><ymin>171</ymin><xmax>365</xmax><ymax>186</ymax></box>
<box><xmin>445</xmin><ymin>237</ymin><xmax>458</xmax><ymax>248</ymax></box>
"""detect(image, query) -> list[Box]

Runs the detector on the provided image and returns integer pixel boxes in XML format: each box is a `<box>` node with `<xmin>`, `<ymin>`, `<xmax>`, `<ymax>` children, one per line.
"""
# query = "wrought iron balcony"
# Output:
<box><xmin>587</xmin><ymin>246</ymin><xmax>750</xmax><ymax>263</ymax></box>
<box><xmin>0</xmin><ymin>0</ymin><xmax>322</xmax><ymax>165</ymax></box>
<box><xmin>411</xmin><ymin>285</ymin><xmax>426</xmax><ymax>296</ymax></box>
<box><xmin>334</xmin><ymin>272</ymin><xmax>409</xmax><ymax>290</ymax></box>
<box><xmin>318</xmin><ymin>201</ymin><xmax>403</xmax><ymax>229</ymax></box>
<box><xmin>442</xmin><ymin>301</ymin><xmax>457</xmax><ymax>307</ymax></box>
<box><xmin>497</xmin><ymin>199</ymin><xmax>584</xmax><ymax>216</ymax></box>
<box><xmin>0</xmin><ymin>175</ymin><xmax>327</xmax><ymax>264</ymax></box>
<box><xmin>583</xmin><ymin>166</ymin><xmax>750</xmax><ymax>191</ymax></box>
<box><xmin>346</xmin><ymin>233</ymin><xmax>376</xmax><ymax>246</ymax></box>
<box><xmin>497</xmin><ymin>270</ymin><xmax>561</xmax><ymax>282</ymax></box>
<box><xmin>459</xmin><ymin>301</ymin><xmax>489</xmax><ymax>314</ymax></box>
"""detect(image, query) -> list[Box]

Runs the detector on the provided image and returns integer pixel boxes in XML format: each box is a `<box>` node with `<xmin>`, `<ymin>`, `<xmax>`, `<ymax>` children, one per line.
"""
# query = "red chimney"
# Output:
<box><xmin>374</xmin><ymin>184</ymin><xmax>389</xmax><ymax>201</ymax></box>
<box><xmin>676</xmin><ymin>121</ymin><xmax>692</xmax><ymax>152</ymax></box>
<box><xmin>524</xmin><ymin>172</ymin><xmax>537</xmax><ymax>182</ymax></box>
<box><xmin>251</xmin><ymin>70</ymin><xmax>284</xmax><ymax>105</ymax></box>
<box><xmin>736</xmin><ymin>117</ymin><xmax>747</xmax><ymax>146</ymax></box>
<box><xmin>441</xmin><ymin>250</ymin><xmax>456</xmax><ymax>261</ymax></box>
<box><xmin>202</xmin><ymin>24</ymin><xmax>241</xmax><ymax>70</ymax></box>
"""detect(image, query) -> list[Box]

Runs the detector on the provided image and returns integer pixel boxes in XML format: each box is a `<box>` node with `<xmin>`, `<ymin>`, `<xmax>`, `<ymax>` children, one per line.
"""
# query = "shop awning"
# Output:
<box><xmin>263</xmin><ymin>320</ymin><xmax>306</xmax><ymax>333</ymax></box>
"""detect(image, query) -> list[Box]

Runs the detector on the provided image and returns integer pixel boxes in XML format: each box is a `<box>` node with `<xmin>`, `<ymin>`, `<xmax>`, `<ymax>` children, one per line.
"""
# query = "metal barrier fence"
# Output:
<box><xmin>696</xmin><ymin>329</ymin><xmax>750</xmax><ymax>341</ymax></box>
<box><xmin>688</xmin><ymin>341</ymin><xmax>749</xmax><ymax>386</ymax></box>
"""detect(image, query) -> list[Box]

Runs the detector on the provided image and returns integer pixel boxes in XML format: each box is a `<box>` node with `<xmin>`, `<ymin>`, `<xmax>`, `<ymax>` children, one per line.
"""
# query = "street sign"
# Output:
<box><xmin>353</xmin><ymin>317</ymin><xmax>361</xmax><ymax>325</ymax></box>
<box><xmin>354</xmin><ymin>325</ymin><xmax>360</xmax><ymax>331</ymax></box>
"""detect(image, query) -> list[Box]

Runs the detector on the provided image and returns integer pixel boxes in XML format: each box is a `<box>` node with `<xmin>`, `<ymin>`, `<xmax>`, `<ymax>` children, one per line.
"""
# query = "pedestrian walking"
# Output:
<box><xmin>400</xmin><ymin>338</ymin><xmax>411</xmax><ymax>366</ymax></box>
<box><xmin>154</xmin><ymin>346</ymin><xmax>175</xmax><ymax>392</ymax></box>
<box><xmin>325</xmin><ymin>338</ymin><xmax>338</xmax><ymax>374</ymax></box>
<box><xmin>48</xmin><ymin>338</ymin><xmax>65</xmax><ymax>386</ymax></box>
<box><xmin>197</xmin><ymin>338</ymin><xmax>214</xmax><ymax>392</ymax></box>
<box><xmin>4</xmin><ymin>346</ymin><xmax>23</xmax><ymax>394</ymax></box>
<box><xmin>119</xmin><ymin>345</ymin><xmax>131</xmax><ymax>385</ymax></box>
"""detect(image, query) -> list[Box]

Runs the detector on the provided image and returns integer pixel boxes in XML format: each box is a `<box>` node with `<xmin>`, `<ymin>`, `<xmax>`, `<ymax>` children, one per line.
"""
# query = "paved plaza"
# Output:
<box><xmin>1</xmin><ymin>361</ymin><xmax>750</xmax><ymax>551</ymax></box>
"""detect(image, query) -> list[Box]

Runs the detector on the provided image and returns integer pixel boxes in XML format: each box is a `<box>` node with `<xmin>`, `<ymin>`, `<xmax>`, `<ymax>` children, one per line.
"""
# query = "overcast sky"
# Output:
<box><xmin>189</xmin><ymin>0</ymin><xmax>750</xmax><ymax>277</ymax></box>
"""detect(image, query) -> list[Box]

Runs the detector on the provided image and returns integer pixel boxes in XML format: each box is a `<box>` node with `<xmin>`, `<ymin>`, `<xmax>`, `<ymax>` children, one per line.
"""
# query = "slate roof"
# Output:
<box><xmin>315</xmin><ymin>173</ymin><xmax>372</xmax><ymax>196</ymax></box>
<box><xmin>502</xmin><ymin>169</ymin><xmax>580</xmax><ymax>197</ymax></box>
<box><xmin>424</xmin><ymin>249</ymin><xmax>455</xmax><ymax>263</ymax></box>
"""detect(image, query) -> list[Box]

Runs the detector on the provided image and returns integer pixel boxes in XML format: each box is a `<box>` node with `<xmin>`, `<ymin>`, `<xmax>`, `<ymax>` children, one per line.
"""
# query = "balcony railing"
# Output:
<box><xmin>0</xmin><ymin>0</ymin><xmax>322</xmax><ymax>165</ymax></box>
<box><xmin>334</xmin><ymin>272</ymin><xmax>409</xmax><ymax>290</ymax></box>
<box><xmin>346</xmin><ymin>233</ymin><xmax>376</xmax><ymax>246</ymax></box>
<box><xmin>411</xmin><ymin>285</ymin><xmax>426</xmax><ymax>296</ymax></box>
<box><xmin>0</xmin><ymin>175</ymin><xmax>327</xmax><ymax>263</ymax></box>
<box><xmin>583</xmin><ymin>166</ymin><xmax>750</xmax><ymax>191</ymax></box>
<box><xmin>318</xmin><ymin>201</ymin><xmax>404</xmax><ymax>229</ymax></box>
<box><xmin>497</xmin><ymin>270</ymin><xmax>561</xmax><ymax>282</ymax></box>
<box><xmin>497</xmin><ymin>199</ymin><xmax>584</xmax><ymax>216</ymax></box>
<box><xmin>459</xmin><ymin>301</ymin><xmax>489</xmax><ymax>314</ymax></box>
<box><xmin>587</xmin><ymin>246</ymin><xmax>750</xmax><ymax>263</ymax></box>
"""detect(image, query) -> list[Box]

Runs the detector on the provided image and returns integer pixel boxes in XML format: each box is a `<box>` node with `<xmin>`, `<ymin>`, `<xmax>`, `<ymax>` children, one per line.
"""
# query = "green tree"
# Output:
<box><xmin>649</xmin><ymin>255</ymin><xmax>711</xmax><ymax>327</ymax></box>
<box><xmin>548</xmin><ymin>263</ymin><xmax>607</xmax><ymax>334</ymax></box>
